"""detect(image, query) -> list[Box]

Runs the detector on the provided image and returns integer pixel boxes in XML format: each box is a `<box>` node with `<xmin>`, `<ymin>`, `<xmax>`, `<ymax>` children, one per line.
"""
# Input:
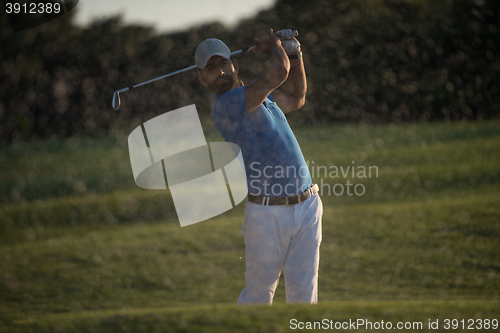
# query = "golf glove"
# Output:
<box><xmin>281</xmin><ymin>38</ymin><xmax>300</xmax><ymax>55</ymax></box>
<box><xmin>275</xmin><ymin>29</ymin><xmax>300</xmax><ymax>55</ymax></box>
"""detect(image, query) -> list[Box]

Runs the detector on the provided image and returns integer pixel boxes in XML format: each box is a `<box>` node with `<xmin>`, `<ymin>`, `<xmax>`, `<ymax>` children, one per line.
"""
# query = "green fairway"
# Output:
<box><xmin>1</xmin><ymin>121</ymin><xmax>499</xmax><ymax>332</ymax></box>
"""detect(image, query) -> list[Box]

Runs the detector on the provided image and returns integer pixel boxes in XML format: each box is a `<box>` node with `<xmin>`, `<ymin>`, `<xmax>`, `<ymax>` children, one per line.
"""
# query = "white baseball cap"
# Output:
<box><xmin>195</xmin><ymin>38</ymin><xmax>231</xmax><ymax>69</ymax></box>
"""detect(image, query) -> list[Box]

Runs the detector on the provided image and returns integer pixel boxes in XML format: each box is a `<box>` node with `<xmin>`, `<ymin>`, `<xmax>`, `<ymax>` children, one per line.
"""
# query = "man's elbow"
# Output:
<box><xmin>284</xmin><ymin>96</ymin><xmax>306</xmax><ymax>114</ymax></box>
<box><xmin>291</xmin><ymin>95</ymin><xmax>306</xmax><ymax>111</ymax></box>
<box><xmin>297</xmin><ymin>96</ymin><xmax>306</xmax><ymax>109</ymax></box>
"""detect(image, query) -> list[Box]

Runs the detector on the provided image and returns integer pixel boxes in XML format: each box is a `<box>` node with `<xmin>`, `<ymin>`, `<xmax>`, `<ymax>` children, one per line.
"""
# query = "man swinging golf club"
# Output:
<box><xmin>196</xmin><ymin>29</ymin><xmax>323</xmax><ymax>305</ymax></box>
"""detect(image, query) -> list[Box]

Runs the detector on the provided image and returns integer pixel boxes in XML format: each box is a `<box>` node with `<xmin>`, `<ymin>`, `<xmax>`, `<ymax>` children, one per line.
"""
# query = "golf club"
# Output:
<box><xmin>111</xmin><ymin>30</ymin><xmax>298</xmax><ymax>110</ymax></box>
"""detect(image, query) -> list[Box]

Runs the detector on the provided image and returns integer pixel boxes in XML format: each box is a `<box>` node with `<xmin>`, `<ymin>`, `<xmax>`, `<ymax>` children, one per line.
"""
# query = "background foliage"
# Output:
<box><xmin>0</xmin><ymin>0</ymin><xmax>499</xmax><ymax>142</ymax></box>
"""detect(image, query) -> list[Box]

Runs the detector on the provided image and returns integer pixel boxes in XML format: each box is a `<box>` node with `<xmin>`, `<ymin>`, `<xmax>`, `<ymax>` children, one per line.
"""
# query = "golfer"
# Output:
<box><xmin>195</xmin><ymin>30</ymin><xmax>323</xmax><ymax>304</ymax></box>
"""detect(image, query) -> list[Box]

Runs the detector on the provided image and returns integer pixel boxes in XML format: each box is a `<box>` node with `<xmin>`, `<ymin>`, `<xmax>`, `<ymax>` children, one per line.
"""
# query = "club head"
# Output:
<box><xmin>112</xmin><ymin>91</ymin><xmax>121</xmax><ymax>110</ymax></box>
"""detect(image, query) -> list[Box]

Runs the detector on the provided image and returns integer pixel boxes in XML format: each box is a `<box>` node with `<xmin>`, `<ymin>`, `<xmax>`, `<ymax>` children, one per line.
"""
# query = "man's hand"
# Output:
<box><xmin>275</xmin><ymin>29</ymin><xmax>297</xmax><ymax>40</ymax></box>
<box><xmin>253</xmin><ymin>33</ymin><xmax>282</xmax><ymax>56</ymax></box>
<box><xmin>281</xmin><ymin>38</ymin><xmax>301</xmax><ymax>55</ymax></box>
<box><xmin>274</xmin><ymin>29</ymin><xmax>301</xmax><ymax>55</ymax></box>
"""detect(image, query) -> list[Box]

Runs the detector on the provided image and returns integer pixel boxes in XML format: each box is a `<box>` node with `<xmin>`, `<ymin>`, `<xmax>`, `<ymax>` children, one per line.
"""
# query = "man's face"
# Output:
<box><xmin>198</xmin><ymin>56</ymin><xmax>241</xmax><ymax>95</ymax></box>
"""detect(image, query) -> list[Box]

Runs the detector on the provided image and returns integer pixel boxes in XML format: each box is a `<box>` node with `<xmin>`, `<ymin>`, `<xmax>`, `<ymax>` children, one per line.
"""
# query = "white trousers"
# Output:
<box><xmin>237</xmin><ymin>193</ymin><xmax>323</xmax><ymax>305</ymax></box>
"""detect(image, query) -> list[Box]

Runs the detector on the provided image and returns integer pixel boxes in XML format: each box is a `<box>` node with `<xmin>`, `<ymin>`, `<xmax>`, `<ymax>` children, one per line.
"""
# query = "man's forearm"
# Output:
<box><xmin>262</xmin><ymin>42</ymin><xmax>290</xmax><ymax>88</ymax></box>
<box><xmin>245</xmin><ymin>34</ymin><xmax>291</xmax><ymax>113</ymax></box>
<box><xmin>282</xmin><ymin>50</ymin><xmax>307</xmax><ymax>107</ymax></box>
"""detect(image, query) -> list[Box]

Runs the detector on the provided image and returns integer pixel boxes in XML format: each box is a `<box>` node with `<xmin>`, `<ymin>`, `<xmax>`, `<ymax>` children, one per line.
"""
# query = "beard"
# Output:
<box><xmin>209</xmin><ymin>71</ymin><xmax>242</xmax><ymax>95</ymax></box>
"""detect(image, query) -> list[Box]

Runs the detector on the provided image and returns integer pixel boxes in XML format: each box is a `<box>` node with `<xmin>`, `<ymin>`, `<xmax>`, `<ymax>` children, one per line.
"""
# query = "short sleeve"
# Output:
<box><xmin>211</xmin><ymin>86</ymin><xmax>247</xmax><ymax>141</ymax></box>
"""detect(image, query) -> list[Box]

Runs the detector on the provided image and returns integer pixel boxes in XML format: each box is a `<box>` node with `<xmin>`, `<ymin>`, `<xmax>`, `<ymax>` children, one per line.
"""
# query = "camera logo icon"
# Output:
<box><xmin>128</xmin><ymin>105</ymin><xmax>247</xmax><ymax>226</ymax></box>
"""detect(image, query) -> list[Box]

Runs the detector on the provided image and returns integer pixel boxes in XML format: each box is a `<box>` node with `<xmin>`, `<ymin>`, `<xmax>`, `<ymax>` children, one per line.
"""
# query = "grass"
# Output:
<box><xmin>1</xmin><ymin>120</ymin><xmax>499</xmax><ymax>332</ymax></box>
<box><xmin>5</xmin><ymin>301</ymin><xmax>500</xmax><ymax>332</ymax></box>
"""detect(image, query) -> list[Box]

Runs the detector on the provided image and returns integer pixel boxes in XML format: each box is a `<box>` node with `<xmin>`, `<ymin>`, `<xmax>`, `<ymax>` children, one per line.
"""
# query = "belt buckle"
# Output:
<box><xmin>285</xmin><ymin>196</ymin><xmax>296</xmax><ymax>207</ymax></box>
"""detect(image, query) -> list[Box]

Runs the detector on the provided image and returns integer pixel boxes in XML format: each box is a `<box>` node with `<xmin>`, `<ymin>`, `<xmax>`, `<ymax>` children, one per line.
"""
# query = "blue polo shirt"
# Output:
<box><xmin>210</xmin><ymin>86</ymin><xmax>312</xmax><ymax>197</ymax></box>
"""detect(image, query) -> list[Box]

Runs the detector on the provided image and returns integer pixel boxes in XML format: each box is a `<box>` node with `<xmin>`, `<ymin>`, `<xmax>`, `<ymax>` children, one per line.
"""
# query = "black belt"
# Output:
<box><xmin>247</xmin><ymin>184</ymin><xmax>319</xmax><ymax>206</ymax></box>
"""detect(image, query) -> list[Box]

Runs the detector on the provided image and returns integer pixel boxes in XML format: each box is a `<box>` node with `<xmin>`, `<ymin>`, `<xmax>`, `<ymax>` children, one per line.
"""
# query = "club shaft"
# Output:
<box><xmin>112</xmin><ymin>46</ymin><xmax>255</xmax><ymax>110</ymax></box>
<box><xmin>126</xmin><ymin>46</ymin><xmax>253</xmax><ymax>91</ymax></box>
<box><xmin>132</xmin><ymin>65</ymin><xmax>197</xmax><ymax>90</ymax></box>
